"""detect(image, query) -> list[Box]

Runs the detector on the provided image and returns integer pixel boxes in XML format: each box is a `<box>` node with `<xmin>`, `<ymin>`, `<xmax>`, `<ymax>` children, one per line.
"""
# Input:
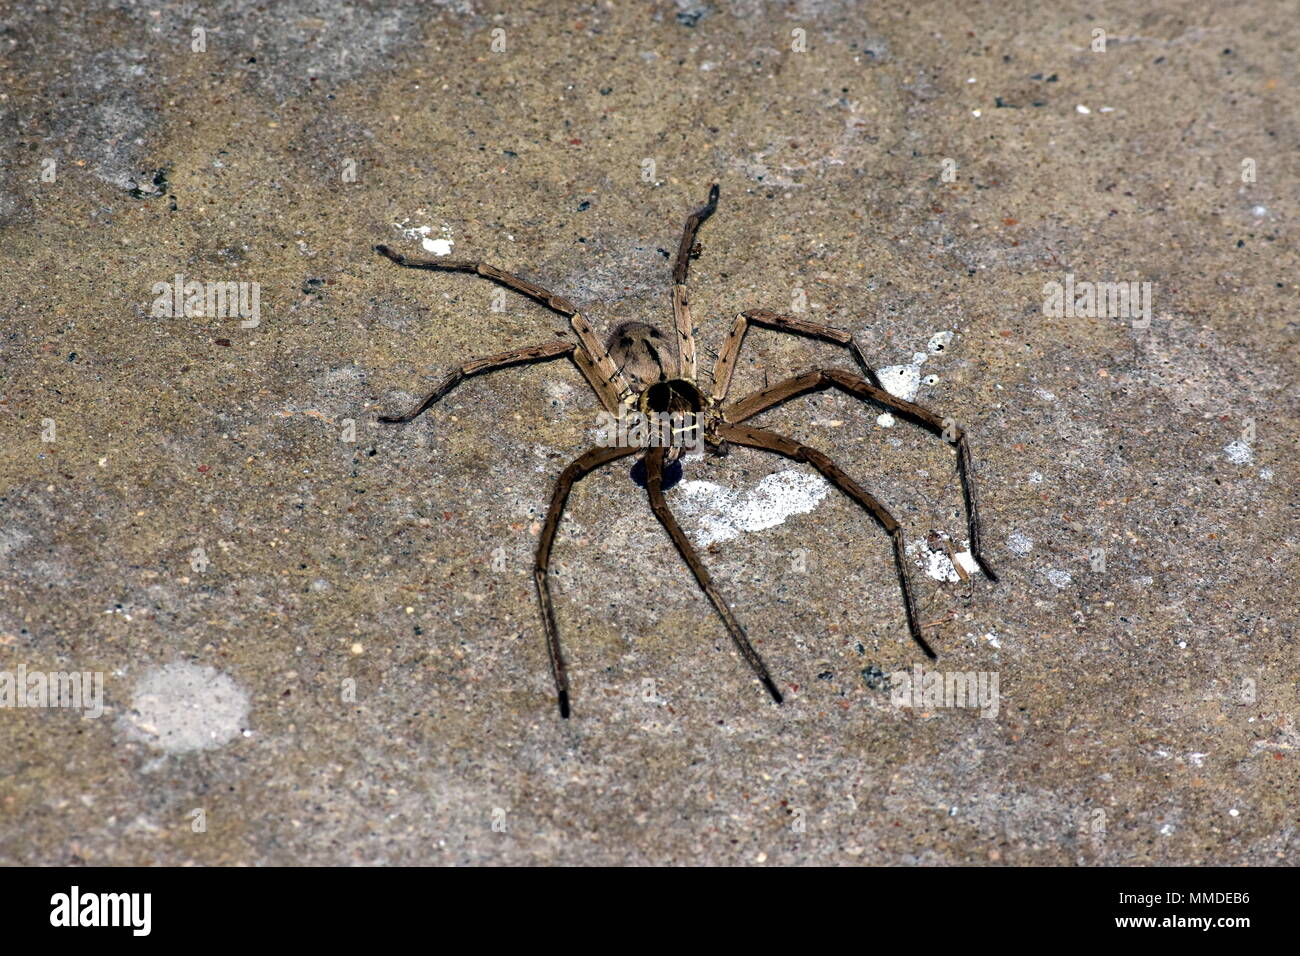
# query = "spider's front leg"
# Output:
<box><xmin>375</xmin><ymin>245</ymin><xmax>580</xmax><ymax>317</ymax></box>
<box><xmin>374</xmin><ymin>245</ymin><xmax>633</xmax><ymax>413</ymax></box>
<box><xmin>709</xmin><ymin>310</ymin><xmax>885</xmax><ymax>407</ymax></box>
<box><xmin>378</xmin><ymin>341</ymin><xmax>576</xmax><ymax>424</ymax></box>
<box><xmin>671</xmin><ymin>183</ymin><xmax>719</xmax><ymax>383</ymax></box>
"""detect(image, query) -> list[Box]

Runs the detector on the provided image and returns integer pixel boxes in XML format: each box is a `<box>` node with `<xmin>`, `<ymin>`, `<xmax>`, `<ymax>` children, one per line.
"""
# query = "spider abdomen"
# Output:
<box><xmin>607</xmin><ymin>320</ymin><xmax>674</xmax><ymax>391</ymax></box>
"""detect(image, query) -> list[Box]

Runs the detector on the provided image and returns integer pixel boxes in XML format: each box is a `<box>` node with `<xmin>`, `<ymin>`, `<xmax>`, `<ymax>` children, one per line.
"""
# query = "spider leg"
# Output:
<box><xmin>378</xmin><ymin>341</ymin><xmax>576</xmax><ymax>424</ymax></box>
<box><xmin>570</xmin><ymin>313</ymin><xmax>635</xmax><ymax>411</ymax></box>
<box><xmin>671</xmin><ymin>184</ymin><xmax>719</xmax><ymax>382</ymax></box>
<box><xmin>710</xmin><ymin>310</ymin><xmax>882</xmax><ymax>404</ymax></box>
<box><xmin>723</xmin><ymin>368</ymin><xmax>998</xmax><ymax>581</ymax></box>
<box><xmin>375</xmin><ymin>245</ymin><xmax>634</xmax><ymax>411</ymax></box>
<box><xmin>643</xmin><ymin>446</ymin><xmax>784</xmax><ymax>706</ymax></box>
<box><xmin>376</xmin><ymin>245</ymin><xmax>579</xmax><ymax>316</ymax></box>
<box><xmin>716</xmin><ymin>422</ymin><xmax>936</xmax><ymax>660</ymax></box>
<box><xmin>535</xmin><ymin>444</ymin><xmax>641</xmax><ymax>718</ymax></box>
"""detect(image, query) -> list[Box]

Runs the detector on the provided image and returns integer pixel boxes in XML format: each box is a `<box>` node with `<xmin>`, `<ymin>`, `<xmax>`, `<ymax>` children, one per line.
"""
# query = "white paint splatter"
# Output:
<box><xmin>908</xmin><ymin>540</ymin><xmax>956</xmax><ymax>582</ymax></box>
<box><xmin>928</xmin><ymin>331</ymin><xmax>954</xmax><ymax>354</ymax></box>
<box><xmin>123</xmin><ymin>662</ymin><xmax>249</xmax><ymax>754</ymax></box>
<box><xmin>1028</xmin><ymin>471</ymin><xmax>1044</xmax><ymax>484</ymax></box>
<box><xmin>919</xmin><ymin>547</ymin><xmax>959</xmax><ymax>581</ymax></box>
<box><xmin>398</xmin><ymin>222</ymin><xmax>431</xmax><ymax>242</ymax></box>
<box><xmin>877</xmin><ymin>362</ymin><xmax>923</xmax><ymax>402</ymax></box>
<box><xmin>396</xmin><ymin>220</ymin><xmax>454</xmax><ymax>256</ymax></box>
<box><xmin>873</xmin><ymin>335</ymin><xmax>952</xmax><ymax>427</ymax></box>
<box><xmin>904</xmin><ymin>538</ymin><xmax>980</xmax><ymax>582</ymax></box>
<box><xmin>1045</xmin><ymin>568</ymin><xmax>1073</xmax><ymax>588</ymax></box>
<box><xmin>1223</xmin><ymin>440</ymin><xmax>1252</xmax><ymax>464</ymax></box>
<box><xmin>673</xmin><ymin>470</ymin><xmax>830</xmax><ymax>547</ymax></box>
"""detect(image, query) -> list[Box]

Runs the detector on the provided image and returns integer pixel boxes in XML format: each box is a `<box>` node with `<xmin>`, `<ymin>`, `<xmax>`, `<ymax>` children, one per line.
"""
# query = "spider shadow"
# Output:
<box><xmin>629</xmin><ymin>457</ymin><xmax>683</xmax><ymax>491</ymax></box>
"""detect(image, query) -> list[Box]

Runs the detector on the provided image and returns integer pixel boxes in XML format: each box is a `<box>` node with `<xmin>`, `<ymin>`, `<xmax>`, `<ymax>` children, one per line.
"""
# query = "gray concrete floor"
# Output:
<box><xmin>0</xmin><ymin>0</ymin><xmax>1295</xmax><ymax>864</ymax></box>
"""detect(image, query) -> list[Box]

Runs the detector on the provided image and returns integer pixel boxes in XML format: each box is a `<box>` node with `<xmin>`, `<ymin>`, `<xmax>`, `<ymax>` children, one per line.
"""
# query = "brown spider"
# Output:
<box><xmin>374</xmin><ymin>184</ymin><xmax>997</xmax><ymax>717</ymax></box>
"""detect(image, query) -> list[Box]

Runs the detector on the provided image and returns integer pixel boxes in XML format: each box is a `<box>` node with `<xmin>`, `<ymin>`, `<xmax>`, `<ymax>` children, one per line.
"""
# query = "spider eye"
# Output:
<box><xmin>649</xmin><ymin>329</ymin><xmax>662</xmax><ymax>338</ymax></box>
<box><xmin>620</xmin><ymin>336</ymin><xmax>633</xmax><ymax>347</ymax></box>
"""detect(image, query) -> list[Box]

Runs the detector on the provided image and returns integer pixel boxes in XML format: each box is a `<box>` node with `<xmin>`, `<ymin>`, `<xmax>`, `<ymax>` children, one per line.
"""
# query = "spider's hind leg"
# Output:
<box><xmin>643</xmin><ymin>447</ymin><xmax>784</xmax><ymax>705</ymax></box>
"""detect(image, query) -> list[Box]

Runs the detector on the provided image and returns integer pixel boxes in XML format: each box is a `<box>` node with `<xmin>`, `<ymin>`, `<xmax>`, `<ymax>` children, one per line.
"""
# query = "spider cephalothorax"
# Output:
<box><xmin>375</xmin><ymin>184</ymin><xmax>999</xmax><ymax>717</ymax></box>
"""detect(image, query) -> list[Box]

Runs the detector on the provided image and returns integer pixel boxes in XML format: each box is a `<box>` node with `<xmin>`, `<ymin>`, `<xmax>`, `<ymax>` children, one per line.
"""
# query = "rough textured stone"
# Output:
<box><xmin>0</xmin><ymin>1</ymin><xmax>1294</xmax><ymax>865</ymax></box>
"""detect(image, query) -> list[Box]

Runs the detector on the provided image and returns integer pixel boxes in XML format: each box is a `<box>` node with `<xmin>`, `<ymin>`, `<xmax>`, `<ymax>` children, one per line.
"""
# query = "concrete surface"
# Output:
<box><xmin>0</xmin><ymin>0</ymin><xmax>1295</xmax><ymax>865</ymax></box>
